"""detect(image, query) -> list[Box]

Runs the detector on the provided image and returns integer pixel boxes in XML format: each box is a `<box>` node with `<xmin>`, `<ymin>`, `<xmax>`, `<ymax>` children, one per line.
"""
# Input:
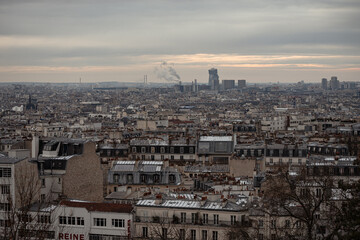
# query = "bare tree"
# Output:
<box><xmin>262</xmin><ymin>166</ymin><xmax>334</xmax><ymax>240</ymax></box>
<box><xmin>0</xmin><ymin>160</ymin><xmax>55</xmax><ymax>240</ymax></box>
<box><xmin>322</xmin><ymin>179</ymin><xmax>360</xmax><ymax>240</ymax></box>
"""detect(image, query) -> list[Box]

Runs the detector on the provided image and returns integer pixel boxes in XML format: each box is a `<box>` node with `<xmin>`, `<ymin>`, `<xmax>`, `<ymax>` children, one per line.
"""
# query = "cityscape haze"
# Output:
<box><xmin>0</xmin><ymin>1</ymin><xmax>360</xmax><ymax>240</ymax></box>
<box><xmin>0</xmin><ymin>1</ymin><xmax>360</xmax><ymax>83</ymax></box>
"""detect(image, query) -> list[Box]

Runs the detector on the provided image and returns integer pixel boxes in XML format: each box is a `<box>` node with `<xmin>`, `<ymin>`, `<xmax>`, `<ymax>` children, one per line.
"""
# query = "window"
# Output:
<box><xmin>0</xmin><ymin>219</ymin><xmax>9</xmax><ymax>227</ymax></box>
<box><xmin>203</xmin><ymin>214</ymin><xmax>208</xmax><ymax>224</ymax></box>
<box><xmin>230</xmin><ymin>215</ymin><xmax>236</xmax><ymax>225</ymax></box>
<box><xmin>1</xmin><ymin>185</ymin><xmax>10</xmax><ymax>194</ymax></box>
<box><xmin>160</xmin><ymin>147</ymin><xmax>165</xmax><ymax>154</ymax></box>
<box><xmin>40</xmin><ymin>194</ymin><xmax>45</xmax><ymax>202</ymax></box>
<box><xmin>132</xmin><ymin>147</ymin><xmax>137</xmax><ymax>153</ymax></box>
<box><xmin>38</xmin><ymin>215</ymin><xmax>51</xmax><ymax>224</ymax></box>
<box><xmin>142</xmin><ymin>227</ymin><xmax>148</xmax><ymax>237</ymax></box>
<box><xmin>201</xmin><ymin>230</ymin><xmax>207</xmax><ymax>240</ymax></box>
<box><xmin>170</xmin><ymin>147</ymin><xmax>174</xmax><ymax>154</ymax></box>
<box><xmin>171</xmin><ymin>155</ymin><xmax>174</xmax><ymax>160</ymax></box>
<box><xmin>285</xmin><ymin>219</ymin><xmax>290</xmax><ymax>228</ymax></box>
<box><xmin>189</xmin><ymin>147</ymin><xmax>194</xmax><ymax>154</ymax></box>
<box><xmin>212</xmin><ymin>231</ymin><xmax>218</xmax><ymax>240</ymax></box>
<box><xmin>162</xmin><ymin>228</ymin><xmax>168</xmax><ymax>238</ymax></box>
<box><xmin>271</xmin><ymin>234</ymin><xmax>276</xmax><ymax>240</ymax></box>
<box><xmin>113</xmin><ymin>174</ymin><xmax>119</xmax><ymax>183</ymax></box>
<box><xmin>298</xmin><ymin>159</ymin><xmax>302</xmax><ymax>164</ymax></box>
<box><xmin>94</xmin><ymin>218</ymin><xmax>106</xmax><ymax>227</ymax></box>
<box><xmin>258</xmin><ymin>220</ymin><xmax>264</xmax><ymax>228</ymax></box>
<box><xmin>180</xmin><ymin>147</ymin><xmax>184</xmax><ymax>154</ymax></box>
<box><xmin>169</xmin><ymin>174</ymin><xmax>176</xmax><ymax>183</ymax></box>
<box><xmin>0</xmin><ymin>168</ymin><xmax>11</xmax><ymax>177</ymax></box>
<box><xmin>191</xmin><ymin>213</ymin><xmax>198</xmax><ymax>224</ymax></box>
<box><xmin>127</xmin><ymin>174</ymin><xmax>133</xmax><ymax>183</ymax></box>
<box><xmin>317</xmin><ymin>226</ymin><xmax>326</xmax><ymax>234</ymax></box>
<box><xmin>191</xmin><ymin>230</ymin><xmax>196</xmax><ymax>240</ymax></box>
<box><xmin>41</xmin><ymin>179</ymin><xmax>46</xmax><ymax>187</ymax></box>
<box><xmin>258</xmin><ymin>234</ymin><xmax>264</xmax><ymax>240</ymax></box>
<box><xmin>141</xmin><ymin>147</ymin><xmax>146</xmax><ymax>153</ymax></box>
<box><xmin>112</xmin><ymin>219</ymin><xmax>125</xmax><ymax>228</ymax></box>
<box><xmin>59</xmin><ymin>216</ymin><xmax>67</xmax><ymax>225</ymax></box>
<box><xmin>0</xmin><ymin>203</ymin><xmax>10</xmax><ymax>211</ymax></box>
<box><xmin>181</xmin><ymin>212</ymin><xmax>186</xmax><ymax>223</ymax></box>
<box><xmin>151</xmin><ymin>147</ymin><xmax>155</xmax><ymax>154</ymax></box>
<box><xmin>180</xmin><ymin>229</ymin><xmax>186</xmax><ymax>240</ymax></box>
<box><xmin>180</xmin><ymin>155</ymin><xmax>184</xmax><ymax>160</ymax></box>
<box><xmin>270</xmin><ymin>158</ymin><xmax>273</xmax><ymax>163</ymax></box>
<box><xmin>68</xmin><ymin>216</ymin><xmax>76</xmax><ymax>225</ymax></box>
<box><xmin>213</xmin><ymin>214</ymin><xmax>219</xmax><ymax>225</ymax></box>
<box><xmin>271</xmin><ymin>219</ymin><xmax>276</xmax><ymax>228</ymax></box>
<box><xmin>21</xmin><ymin>214</ymin><xmax>32</xmax><ymax>223</ymax></box>
<box><xmin>140</xmin><ymin>174</ymin><xmax>147</xmax><ymax>183</ymax></box>
<box><xmin>316</xmin><ymin>188</ymin><xmax>322</xmax><ymax>198</ymax></box>
<box><xmin>151</xmin><ymin>155</ymin><xmax>155</xmax><ymax>160</ymax></box>
<box><xmin>77</xmin><ymin>217</ymin><xmax>84</xmax><ymax>225</ymax></box>
<box><xmin>153</xmin><ymin>174</ymin><xmax>160</xmax><ymax>183</ymax></box>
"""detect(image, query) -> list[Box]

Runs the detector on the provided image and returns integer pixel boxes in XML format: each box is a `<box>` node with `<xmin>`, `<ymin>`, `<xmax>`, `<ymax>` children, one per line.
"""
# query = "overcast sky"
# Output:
<box><xmin>0</xmin><ymin>0</ymin><xmax>359</xmax><ymax>83</ymax></box>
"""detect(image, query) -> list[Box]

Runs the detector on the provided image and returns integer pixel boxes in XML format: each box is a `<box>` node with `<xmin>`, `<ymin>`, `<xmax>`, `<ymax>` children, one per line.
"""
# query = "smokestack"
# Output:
<box><xmin>155</xmin><ymin>61</ymin><xmax>181</xmax><ymax>83</ymax></box>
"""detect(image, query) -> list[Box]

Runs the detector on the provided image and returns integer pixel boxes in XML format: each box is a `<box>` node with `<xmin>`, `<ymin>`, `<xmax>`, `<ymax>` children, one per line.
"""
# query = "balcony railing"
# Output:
<box><xmin>134</xmin><ymin>216</ymin><xmax>250</xmax><ymax>227</ymax></box>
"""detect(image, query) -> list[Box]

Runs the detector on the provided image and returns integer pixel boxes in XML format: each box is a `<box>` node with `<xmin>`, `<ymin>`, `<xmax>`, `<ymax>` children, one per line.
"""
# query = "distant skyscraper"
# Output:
<box><xmin>222</xmin><ymin>80</ymin><xmax>235</xmax><ymax>90</ymax></box>
<box><xmin>330</xmin><ymin>76</ymin><xmax>339</xmax><ymax>90</ymax></box>
<box><xmin>208</xmin><ymin>68</ymin><xmax>219</xmax><ymax>90</ymax></box>
<box><xmin>321</xmin><ymin>78</ymin><xmax>328</xmax><ymax>90</ymax></box>
<box><xmin>238</xmin><ymin>79</ymin><xmax>246</xmax><ymax>88</ymax></box>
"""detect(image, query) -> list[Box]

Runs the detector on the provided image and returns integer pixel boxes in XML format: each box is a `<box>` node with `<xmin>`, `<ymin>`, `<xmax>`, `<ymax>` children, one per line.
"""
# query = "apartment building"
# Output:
<box><xmin>32</xmin><ymin>138</ymin><xmax>103</xmax><ymax>202</ymax></box>
<box><xmin>107</xmin><ymin>160</ymin><xmax>181</xmax><ymax>194</ymax></box>
<box><xmin>26</xmin><ymin>200</ymin><xmax>133</xmax><ymax>240</ymax></box>
<box><xmin>0</xmin><ymin>149</ymin><xmax>40</xmax><ymax>233</ymax></box>
<box><xmin>134</xmin><ymin>196</ymin><xmax>249</xmax><ymax>240</ymax></box>
<box><xmin>264</xmin><ymin>144</ymin><xmax>308</xmax><ymax>170</ymax></box>
<box><xmin>130</xmin><ymin>138</ymin><xmax>196</xmax><ymax>164</ymax></box>
<box><xmin>197</xmin><ymin>136</ymin><xmax>234</xmax><ymax>165</ymax></box>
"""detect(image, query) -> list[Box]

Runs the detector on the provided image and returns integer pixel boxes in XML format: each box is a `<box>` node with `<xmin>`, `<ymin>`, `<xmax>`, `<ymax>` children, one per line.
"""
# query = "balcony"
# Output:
<box><xmin>134</xmin><ymin>216</ymin><xmax>250</xmax><ymax>227</ymax></box>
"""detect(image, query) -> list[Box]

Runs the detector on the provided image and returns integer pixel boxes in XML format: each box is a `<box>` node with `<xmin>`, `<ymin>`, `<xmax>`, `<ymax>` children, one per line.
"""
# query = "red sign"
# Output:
<box><xmin>59</xmin><ymin>233</ymin><xmax>85</xmax><ymax>240</ymax></box>
<box><xmin>128</xmin><ymin>219</ymin><xmax>131</xmax><ymax>239</ymax></box>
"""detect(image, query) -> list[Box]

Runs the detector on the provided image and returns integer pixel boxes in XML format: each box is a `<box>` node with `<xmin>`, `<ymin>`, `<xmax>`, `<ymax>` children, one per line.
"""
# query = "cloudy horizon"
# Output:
<box><xmin>1</xmin><ymin>0</ymin><xmax>359</xmax><ymax>83</ymax></box>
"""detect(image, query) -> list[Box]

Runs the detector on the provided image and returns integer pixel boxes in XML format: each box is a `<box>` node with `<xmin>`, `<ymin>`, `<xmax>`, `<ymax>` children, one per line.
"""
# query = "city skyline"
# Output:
<box><xmin>1</xmin><ymin>0</ymin><xmax>360</xmax><ymax>83</ymax></box>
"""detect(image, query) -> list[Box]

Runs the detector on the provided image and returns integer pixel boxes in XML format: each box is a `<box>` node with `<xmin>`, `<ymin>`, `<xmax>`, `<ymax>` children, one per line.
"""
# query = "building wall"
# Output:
<box><xmin>49</xmin><ymin>204</ymin><xmax>133</xmax><ymax>240</ymax></box>
<box><xmin>134</xmin><ymin>205</ymin><xmax>247</xmax><ymax>239</ymax></box>
<box><xmin>229</xmin><ymin>158</ymin><xmax>259</xmax><ymax>177</ymax></box>
<box><xmin>14</xmin><ymin>159</ymin><xmax>40</xmax><ymax>209</ymax></box>
<box><xmin>63</xmin><ymin>142</ymin><xmax>103</xmax><ymax>202</ymax></box>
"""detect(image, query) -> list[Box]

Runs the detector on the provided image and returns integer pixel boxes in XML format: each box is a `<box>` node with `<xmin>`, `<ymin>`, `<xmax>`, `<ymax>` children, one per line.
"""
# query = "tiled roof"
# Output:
<box><xmin>60</xmin><ymin>200</ymin><xmax>133</xmax><ymax>213</ymax></box>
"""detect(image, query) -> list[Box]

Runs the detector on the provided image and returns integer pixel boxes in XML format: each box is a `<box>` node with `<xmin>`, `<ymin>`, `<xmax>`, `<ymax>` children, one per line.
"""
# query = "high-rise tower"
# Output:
<box><xmin>321</xmin><ymin>78</ymin><xmax>328</xmax><ymax>90</ymax></box>
<box><xmin>208</xmin><ymin>68</ymin><xmax>219</xmax><ymax>90</ymax></box>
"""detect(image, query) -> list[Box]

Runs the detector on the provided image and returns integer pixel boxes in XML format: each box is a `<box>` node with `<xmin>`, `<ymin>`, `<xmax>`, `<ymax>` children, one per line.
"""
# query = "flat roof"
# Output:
<box><xmin>199</xmin><ymin>136</ymin><xmax>232</xmax><ymax>142</ymax></box>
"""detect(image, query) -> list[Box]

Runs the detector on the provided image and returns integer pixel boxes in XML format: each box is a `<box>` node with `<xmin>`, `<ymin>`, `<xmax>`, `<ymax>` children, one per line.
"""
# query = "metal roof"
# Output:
<box><xmin>199</xmin><ymin>136</ymin><xmax>232</xmax><ymax>142</ymax></box>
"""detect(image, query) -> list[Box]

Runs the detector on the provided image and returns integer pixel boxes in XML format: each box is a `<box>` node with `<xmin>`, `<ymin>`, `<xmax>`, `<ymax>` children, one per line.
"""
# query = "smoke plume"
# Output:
<box><xmin>154</xmin><ymin>61</ymin><xmax>181</xmax><ymax>82</ymax></box>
